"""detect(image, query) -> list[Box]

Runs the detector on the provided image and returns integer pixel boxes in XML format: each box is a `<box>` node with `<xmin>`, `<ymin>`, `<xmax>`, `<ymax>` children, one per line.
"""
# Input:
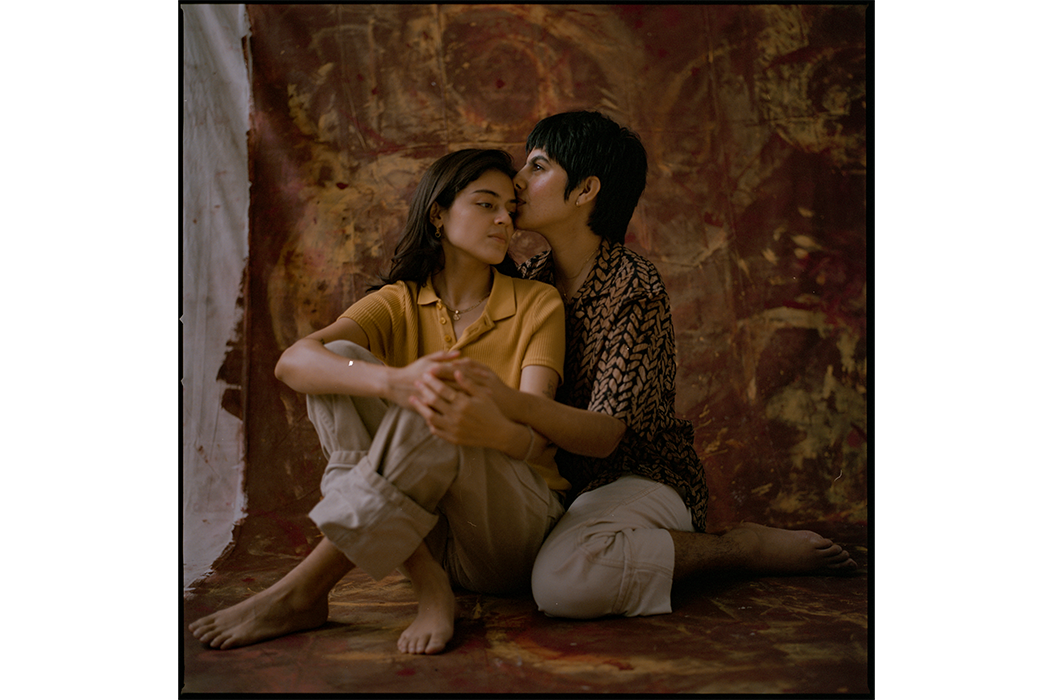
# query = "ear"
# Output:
<box><xmin>429</xmin><ymin>201</ymin><xmax>445</xmax><ymax>229</ymax></box>
<box><xmin>574</xmin><ymin>176</ymin><xmax>601</xmax><ymax>206</ymax></box>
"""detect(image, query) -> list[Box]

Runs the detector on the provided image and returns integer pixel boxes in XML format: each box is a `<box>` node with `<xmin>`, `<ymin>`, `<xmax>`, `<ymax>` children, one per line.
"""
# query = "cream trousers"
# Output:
<box><xmin>306</xmin><ymin>341</ymin><xmax>564</xmax><ymax>595</ymax></box>
<box><xmin>531</xmin><ymin>475</ymin><xmax>694</xmax><ymax>618</ymax></box>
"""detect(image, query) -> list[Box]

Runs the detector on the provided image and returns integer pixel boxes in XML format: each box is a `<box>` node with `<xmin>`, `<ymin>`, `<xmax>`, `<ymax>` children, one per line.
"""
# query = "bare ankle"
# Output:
<box><xmin>669</xmin><ymin>529</ymin><xmax>749</xmax><ymax>581</ymax></box>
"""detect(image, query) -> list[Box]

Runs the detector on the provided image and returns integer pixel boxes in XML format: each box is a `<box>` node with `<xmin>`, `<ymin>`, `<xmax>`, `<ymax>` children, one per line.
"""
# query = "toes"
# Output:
<box><xmin>399</xmin><ymin>631</ymin><xmax>427</xmax><ymax>655</ymax></box>
<box><xmin>425</xmin><ymin>639</ymin><xmax>445</xmax><ymax>655</ymax></box>
<box><xmin>807</xmin><ymin>532</ymin><xmax>835</xmax><ymax>549</ymax></box>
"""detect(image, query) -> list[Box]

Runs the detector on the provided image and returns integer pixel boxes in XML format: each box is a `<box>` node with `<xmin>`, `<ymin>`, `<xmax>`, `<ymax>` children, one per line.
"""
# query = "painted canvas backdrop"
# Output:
<box><xmin>185</xmin><ymin>3</ymin><xmax>868</xmax><ymax>575</ymax></box>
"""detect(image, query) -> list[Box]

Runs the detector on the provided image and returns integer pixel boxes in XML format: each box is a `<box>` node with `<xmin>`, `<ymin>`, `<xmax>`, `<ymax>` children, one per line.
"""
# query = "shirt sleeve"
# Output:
<box><xmin>338</xmin><ymin>283</ymin><xmax>406</xmax><ymax>363</ymax></box>
<box><xmin>586</xmin><ymin>289</ymin><xmax>676</xmax><ymax>440</ymax></box>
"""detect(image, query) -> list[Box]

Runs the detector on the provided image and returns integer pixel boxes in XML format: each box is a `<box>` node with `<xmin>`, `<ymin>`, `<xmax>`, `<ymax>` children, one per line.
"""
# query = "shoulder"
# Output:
<box><xmin>347</xmin><ymin>281</ymin><xmax>417</xmax><ymax>315</ymax></box>
<box><xmin>599</xmin><ymin>244</ymin><xmax>666</xmax><ymax>301</ymax></box>
<box><xmin>509</xmin><ymin>275</ymin><xmax>560</xmax><ymax>302</ymax></box>
<box><xmin>507</xmin><ymin>276</ymin><xmax>564</xmax><ymax>322</ymax></box>
<box><xmin>518</xmin><ymin>249</ymin><xmax>554</xmax><ymax>282</ymax></box>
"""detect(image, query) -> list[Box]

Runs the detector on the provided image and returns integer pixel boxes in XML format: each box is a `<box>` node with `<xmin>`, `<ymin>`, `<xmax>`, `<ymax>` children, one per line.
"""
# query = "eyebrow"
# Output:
<box><xmin>470</xmin><ymin>188</ymin><xmax>518</xmax><ymax>205</ymax></box>
<box><xmin>528</xmin><ymin>155</ymin><xmax>550</xmax><ymax>166</ymax></box>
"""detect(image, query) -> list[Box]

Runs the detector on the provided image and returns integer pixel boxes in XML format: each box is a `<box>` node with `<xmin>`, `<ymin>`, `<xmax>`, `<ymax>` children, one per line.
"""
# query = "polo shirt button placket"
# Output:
<box><xmin>437</xmin><ymin>305</ymin><xmax>453</xmax><ymax>347</ymax></box>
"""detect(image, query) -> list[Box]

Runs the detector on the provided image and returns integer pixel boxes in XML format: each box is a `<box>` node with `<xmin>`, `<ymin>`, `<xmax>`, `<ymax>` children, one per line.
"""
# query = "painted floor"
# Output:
<box><xmin>181</xmin><ymin>520</ymin><xmax>870</xmax><ymax>696</ymax></box>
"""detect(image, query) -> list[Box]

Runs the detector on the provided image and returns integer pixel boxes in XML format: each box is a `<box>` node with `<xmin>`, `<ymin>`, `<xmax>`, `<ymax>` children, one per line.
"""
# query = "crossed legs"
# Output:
<box><xmin>190</xmin><ymin>342</ymin><xmax>558</xmax><ymax>655</ymax></box>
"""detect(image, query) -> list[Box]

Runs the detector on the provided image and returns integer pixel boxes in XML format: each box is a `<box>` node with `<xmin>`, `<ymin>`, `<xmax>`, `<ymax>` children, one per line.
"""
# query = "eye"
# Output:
<box><xmin>477</xmin><ymin>202</ymin><xmax>493</xmax><ymax>209</ymax></box>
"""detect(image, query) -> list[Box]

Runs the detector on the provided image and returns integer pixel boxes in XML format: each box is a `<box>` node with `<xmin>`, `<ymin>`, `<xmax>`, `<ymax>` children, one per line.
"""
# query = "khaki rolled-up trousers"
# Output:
<box><xmin>531</xmin><ymin>475</ymin><xmax>694</xmax><ymax>618</ymax></box>
<box><xmin>306</xmin><ymin>341</ymin><xmax>564</xmax><ymax>595</ymax></box>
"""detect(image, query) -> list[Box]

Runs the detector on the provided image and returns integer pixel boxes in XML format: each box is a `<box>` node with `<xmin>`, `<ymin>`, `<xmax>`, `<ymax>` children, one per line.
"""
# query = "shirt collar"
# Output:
<box><xmin>576</xmin><ymin>237</ymin><xmax>618</xmax><ymax>301</ymax></box>
<box><xmin>418</xmin><ymin>278</ymin><xmax>440</xmax><ymax>306</ymax></box>
<box><xmin>417</xmin><ymin>269</ymin><xmax>516</xmax><ymax>322</ymax></box>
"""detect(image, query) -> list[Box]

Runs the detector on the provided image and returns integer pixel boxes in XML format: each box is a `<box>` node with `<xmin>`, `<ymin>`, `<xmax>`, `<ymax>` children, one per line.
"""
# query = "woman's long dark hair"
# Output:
<box><xmin>375</xmin><ymin>149</ymin><xmax>520</xmax><ymax>290</ymax></box>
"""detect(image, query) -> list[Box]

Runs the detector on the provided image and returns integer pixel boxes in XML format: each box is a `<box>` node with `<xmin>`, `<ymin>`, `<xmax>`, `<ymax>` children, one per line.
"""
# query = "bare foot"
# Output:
<box><xmin>397</xmin><ymin>544</ymin><xmax>457</xmax><ymax>655</ymax></box>
<box><xmin>188</xmin><ymin>537</ymin><xmax>353</xmax><ymax>649</ymax></box>
<box><xmin>397</xmin><ymin>586</ymin><xmax>456</xmax><ymax>655</ymax></box>
<box><xmin>189</xmin><ymin>584</ymin><xmax>330</xmax><ymax>650</ymax></box>
<box><xmin>729</xmin><ymin>522</ymin><xmax>858</xmax><ymax>574</ymax></box>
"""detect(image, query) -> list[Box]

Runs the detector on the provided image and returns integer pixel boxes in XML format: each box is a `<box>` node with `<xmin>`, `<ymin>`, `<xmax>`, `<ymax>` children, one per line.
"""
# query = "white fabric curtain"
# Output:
<box><xmin>181</xmin><ymin>3</ymin><xmax>251</xmax><ymax>588</ymax></box>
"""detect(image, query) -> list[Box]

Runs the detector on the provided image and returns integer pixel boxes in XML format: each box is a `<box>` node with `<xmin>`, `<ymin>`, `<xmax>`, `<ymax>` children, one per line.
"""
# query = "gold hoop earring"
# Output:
<box><xmin>434</xmin><ymin>225</ymin><xmax>443</xmax><ymax>240</ymax></box>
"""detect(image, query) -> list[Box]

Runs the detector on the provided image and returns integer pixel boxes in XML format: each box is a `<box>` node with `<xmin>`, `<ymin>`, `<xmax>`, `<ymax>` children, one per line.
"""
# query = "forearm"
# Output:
<box><xmin>505</xmin><ymin>389</ymin><xmax>625</xmax><ymax>459</ymax></box>
<box><xmin>492</xmin><ymin>419</ymin><xmax>549</xmax><ymax>462</ymax></box>
<box><xmin>274</xmin><ymin>338</ymin><xmax>390</xmax><ymax>398</ymax></box>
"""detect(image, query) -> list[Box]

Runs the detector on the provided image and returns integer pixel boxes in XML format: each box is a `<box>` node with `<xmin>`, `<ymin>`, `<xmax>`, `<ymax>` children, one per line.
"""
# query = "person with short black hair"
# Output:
<box><xmin>417</xmin><ymin>113</ymin><xmax>857</xmax><ymax>620</ymax></box>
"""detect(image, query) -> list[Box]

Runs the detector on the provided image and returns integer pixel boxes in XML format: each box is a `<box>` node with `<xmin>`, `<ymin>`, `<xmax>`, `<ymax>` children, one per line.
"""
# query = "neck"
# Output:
<box><xmin>433</xmin><ymin>258</ymin><xmax>494</xmax><ymax>310</ymax></box>
<box><xmin>549</xmin><ymin>230</ymin><xmax>602</xmax><ymax>281</ymax></box>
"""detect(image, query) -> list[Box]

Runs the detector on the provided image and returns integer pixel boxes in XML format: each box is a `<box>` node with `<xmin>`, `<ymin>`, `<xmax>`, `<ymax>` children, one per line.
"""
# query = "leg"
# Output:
<box><xmin>668</xmin><ymin>522</ymin><xmax>857</xmax><ymax>580</ymax></box>
<box><xmin>308</xmin><ymin>405</ymin><xmax>462</xmax><ymax>581</ymax></box>
<box><xmin>392</xmin><ymin>447</ymin><xmax>562</xmax><ymax>654</ymax></box>
<box><xmin>436</xmin><ymin>445</ymin><xmax>564</xmax><ymax>595</ymax></box>
<box><xmin>307</xmin><ymin>406</ymin><xmax>467</xmax><ymax>654</ymax></box>
<box><xmin>190</xmin><ymin>342</ymin><xmax>386</xmax><ymax>650</ymax></box>
<box><xmin>188</xmin><ymin>537</ymin><xmax>354</xmax><ymax>649</ymax></box>
<box><xmin>314</xmin><ymin>414</ymin><xmax>562</xmax><ymax>652</ymax></box>
<box><xmin>532</xmin><ymin>476</ymin><xmax>692</xmax><ymax>619</ymax></box>
<box><xmin>396</xmin><ymin>542</ymin><xmax>457</xmax><ymax>655</ymax></box>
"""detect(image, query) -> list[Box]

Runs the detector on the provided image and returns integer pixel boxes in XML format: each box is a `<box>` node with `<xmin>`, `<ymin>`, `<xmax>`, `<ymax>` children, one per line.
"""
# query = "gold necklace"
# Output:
<box><xmin>556</xmin><ymin>247</ymin><xmax>598</xmax><ymax>301</ymax></box>
<box><xmin>444</xmin><ymin>294</ymin><xmax>489</xmax><ymax>321</ymax></box>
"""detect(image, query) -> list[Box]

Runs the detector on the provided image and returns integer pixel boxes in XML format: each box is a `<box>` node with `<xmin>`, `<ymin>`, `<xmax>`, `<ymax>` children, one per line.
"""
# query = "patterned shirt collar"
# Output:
<box><xmin>527</xmin><ymin>237</ymin><xmax>620</xmax><ymax>305</ymax></box>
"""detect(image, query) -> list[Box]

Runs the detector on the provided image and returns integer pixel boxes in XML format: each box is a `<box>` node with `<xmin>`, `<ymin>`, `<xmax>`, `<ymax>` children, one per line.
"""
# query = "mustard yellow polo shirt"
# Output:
<box><xmin>340</xmin><ymin>270</ymin><xmax>570</xmax><ymax>492</ymax></box>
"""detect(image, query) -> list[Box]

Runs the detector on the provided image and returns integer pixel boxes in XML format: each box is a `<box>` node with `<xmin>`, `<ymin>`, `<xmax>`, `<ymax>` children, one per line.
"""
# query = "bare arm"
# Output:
<box><xmin>426</xmin><ymin>360</ymin><xmax>626</xmax><ymax>459</ymax></box>
<box><xmin>412</xmin><ymin>364</ymin><xmax>564</xmax><ymax>461</ymax></box>
<box><xmin>274</xmin><ymin>316</ymin><xmax>458</xmax><ymax>409</ymax></box>
<box><xmin>507</xmin><ymin>380</ymin><xmax>625</xmax><ymax>458</ymax></box>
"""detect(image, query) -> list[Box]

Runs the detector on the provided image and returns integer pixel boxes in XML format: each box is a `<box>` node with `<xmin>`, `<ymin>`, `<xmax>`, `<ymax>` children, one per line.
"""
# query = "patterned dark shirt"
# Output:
<box><xmin>520</xmin><ymin>238</ymin><xmax>709</xmax><ymax>531</ymax></box>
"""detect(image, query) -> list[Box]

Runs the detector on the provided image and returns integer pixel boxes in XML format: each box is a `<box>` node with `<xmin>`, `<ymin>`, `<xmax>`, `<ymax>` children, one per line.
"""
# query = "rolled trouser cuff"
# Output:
<box><xmin>309</xmin><ymin>459</ymin><xmax>439</xmax><ymax>581</ymax></box>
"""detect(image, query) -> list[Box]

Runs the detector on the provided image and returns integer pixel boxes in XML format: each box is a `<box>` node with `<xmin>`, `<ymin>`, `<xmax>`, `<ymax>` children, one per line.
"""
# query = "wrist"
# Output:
<box><xmin>377</xmin><ymin>365</ymin><xmax>398</xmax><ymax>402</ymax></box>
<box><xmin>522</xmin><ymin>424</ymin><xmax>536</xmax><ymax>461</ymax></box>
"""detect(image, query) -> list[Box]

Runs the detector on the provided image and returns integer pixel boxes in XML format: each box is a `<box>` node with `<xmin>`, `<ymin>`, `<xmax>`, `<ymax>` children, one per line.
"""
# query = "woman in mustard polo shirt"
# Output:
<box><xmin>190</xmin><ymin>149</ymin><xmax>568</xmax><ymax>655</ymax></box>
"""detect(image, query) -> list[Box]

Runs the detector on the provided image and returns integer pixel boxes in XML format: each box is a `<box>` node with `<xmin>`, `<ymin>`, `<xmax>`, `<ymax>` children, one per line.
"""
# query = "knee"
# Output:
<box><xmin>324</xmin><ymin>340</ymin><xmax>376</xmax><ymax>362</ymax></box>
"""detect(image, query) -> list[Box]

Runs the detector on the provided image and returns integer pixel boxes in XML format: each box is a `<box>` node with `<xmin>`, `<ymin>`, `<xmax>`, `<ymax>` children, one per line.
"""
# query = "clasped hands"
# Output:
<box><xmin>405</xmin><ymin>355</ymin><xmax>511</xmax><ymax>450</ymax></box>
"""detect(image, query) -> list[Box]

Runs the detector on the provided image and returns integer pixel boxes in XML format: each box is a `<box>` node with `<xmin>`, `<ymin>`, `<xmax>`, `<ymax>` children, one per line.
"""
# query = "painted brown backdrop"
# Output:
<box><xmin>221</xmin><ymin>3</ymin><xmax>868</xmax><ymax>560</ymax></box>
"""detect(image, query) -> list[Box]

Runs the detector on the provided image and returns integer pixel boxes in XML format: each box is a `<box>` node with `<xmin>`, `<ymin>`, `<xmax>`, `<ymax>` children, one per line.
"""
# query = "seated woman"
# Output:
<box><xmin>189</xmin><ymin>149</ymin><xmax>569</xmax><ymax>655</ymax></box>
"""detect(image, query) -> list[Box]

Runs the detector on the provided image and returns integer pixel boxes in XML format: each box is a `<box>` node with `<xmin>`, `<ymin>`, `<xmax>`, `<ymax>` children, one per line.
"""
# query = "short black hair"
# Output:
<box><xmin>525</xmin><ymin>111</ymin><xmax>647</xmax><ymax>244</ymax></box>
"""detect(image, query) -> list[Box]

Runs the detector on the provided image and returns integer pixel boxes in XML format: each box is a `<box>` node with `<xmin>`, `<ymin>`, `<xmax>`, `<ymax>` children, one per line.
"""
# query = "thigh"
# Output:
<box><xmin>308</xmin><ymin>341</ymin><xmax>391</xmax><ymax>463</ymax></box>
<box><xmin>559</xmin><ymin>475</ymin><xmax>694</xmax><ymax>535</ymax></box>
<box><xmin>538</xmin><ymin>475</ymin><xmax>694</xmax><ymax>577</ymax></box>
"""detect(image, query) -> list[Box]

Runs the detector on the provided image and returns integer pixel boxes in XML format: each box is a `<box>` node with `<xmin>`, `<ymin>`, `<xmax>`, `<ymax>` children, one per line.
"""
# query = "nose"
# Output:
<box><xmin>513</xmin><ymin>166</ymin><xmax>528</xmax><ymax>191</ymax></box>
<box><xmin>495</xmin><ymin>206</ymin><xmax>513</xmax><ymax>226</ymax></box>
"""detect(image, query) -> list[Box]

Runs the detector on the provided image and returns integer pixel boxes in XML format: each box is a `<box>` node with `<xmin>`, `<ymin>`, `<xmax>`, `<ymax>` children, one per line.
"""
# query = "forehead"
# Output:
<box><xmin>524</xmin><ymin>148</ymin><xmax>566</xmax><ymax>176</ymax></box>
<box><xmin>525</xmin><ymin>148</ymin><xmax>550</xmax><ymax>163</ymax></box>
<box><xmin>460</xmin><ymin>169</ymin><xmax>515</xmax><ymax>198</ymax></box>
